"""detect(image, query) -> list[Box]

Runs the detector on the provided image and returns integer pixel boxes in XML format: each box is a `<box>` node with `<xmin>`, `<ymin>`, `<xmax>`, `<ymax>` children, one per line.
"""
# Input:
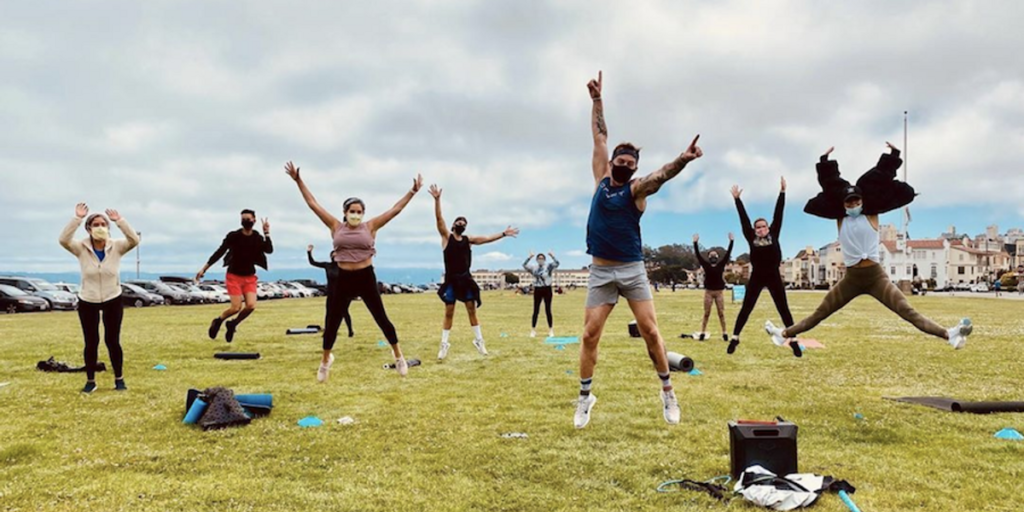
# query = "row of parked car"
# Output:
<box><xmin>0</xmin><ymin>275</ymin><xmax>325</xmax><ymax>314</ymax></box>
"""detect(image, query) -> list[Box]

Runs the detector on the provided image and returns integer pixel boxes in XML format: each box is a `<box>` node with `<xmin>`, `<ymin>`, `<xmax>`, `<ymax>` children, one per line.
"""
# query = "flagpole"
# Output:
<box><xmin>902</xmin><ymin>111</ymin><xmax>908</xmax><ymax>237</ymax></box>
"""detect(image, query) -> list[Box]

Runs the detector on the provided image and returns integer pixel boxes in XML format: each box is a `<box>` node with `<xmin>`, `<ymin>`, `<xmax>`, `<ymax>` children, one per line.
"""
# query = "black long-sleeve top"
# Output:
<box><xmin>308</xmin><ymin>251</ymin><xmax>339</xmax><ymax>287</ymax></box>
<box><xmin>206</xmin><ymin>229</ymin><xmax>273</xmax><ymax>276</ymax></box>
<box><xmin>694</xmin><ymin>239</ymin><xmax>733</xmax><ymax>291</ymax></box>
<box><xmin>735</xmin><ymin>192</ymin><xmax>784</xmax><ymax>272</ymax></box>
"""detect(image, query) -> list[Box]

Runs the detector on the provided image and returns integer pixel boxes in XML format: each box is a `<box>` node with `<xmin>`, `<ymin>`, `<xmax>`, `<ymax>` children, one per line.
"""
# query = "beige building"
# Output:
<box><xmin>782</xmin><ymin>246</ymin><xmax>824</xmax><ymax>288</ymax></box>
<box><xmin>821</xmin><ymin>241</ymin><xmax>845</xmax><ymax>286</ymax></box>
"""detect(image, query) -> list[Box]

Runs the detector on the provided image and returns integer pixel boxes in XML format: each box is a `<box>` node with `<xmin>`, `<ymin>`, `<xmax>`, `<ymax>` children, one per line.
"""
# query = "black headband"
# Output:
<box><xmin>454</xmin><ymin>216</ymin><xmax>468</xmax><ymax>225</ymax></box>
<box><xmin>612</xmin><ymin>146</ymin><xmax>640</xmax><ymax>162</ymax></box>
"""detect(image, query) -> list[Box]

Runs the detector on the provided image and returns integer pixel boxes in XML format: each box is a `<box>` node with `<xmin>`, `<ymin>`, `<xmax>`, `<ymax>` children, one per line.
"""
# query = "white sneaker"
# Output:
<box><xmin>530</xmin><ymin>329</ymin><xmax>537</xmax><ymax>338</ymax></box>
<box><xmin>574</xmin><ymin>394</ymin><xmax>597</xmax><ymax>429</ymax></box>
<box><xmin>661</xmin><ymin>389</ymin><xmax>681</xmax><ymax>425</ymax></box>
<box><xmin>317</xmin><ymin>353</ymin><xmax>335</xmax><ymax>383</ymax></box>
<box><xmin>437</xmin><ymin>341</ymin><xmax>451</xmax><ymax>360</ymax></box>
<box><xmin>548</xmin><ymin>328</ymin><xmax>555</xmax><ymax>338</ymax></box>
<box><xmin>947</xmin><ymin>318</ymin><xmax>972</xmax><ymax>350</ymax></box>
<box><xmin>765</xmin><ymin>320</ymin><xmax>787</xmax><ymax>347</ymax></box>
<box><xmin>473</xmin><ymin>338</ymin><xmax>488</xmax><ymax>355</ymax></box>
<box><xmin>395</xmin><ymin>356</ymin><xmax>408</xmax><ymax>377</ymax></box>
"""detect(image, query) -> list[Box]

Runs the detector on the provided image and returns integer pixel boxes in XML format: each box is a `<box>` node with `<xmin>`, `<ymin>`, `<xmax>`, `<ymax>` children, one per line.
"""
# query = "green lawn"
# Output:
<box><xmin>1</xmin><ymin>290</ymin><xmax>1022</xmax><ymax>511</ymax></box>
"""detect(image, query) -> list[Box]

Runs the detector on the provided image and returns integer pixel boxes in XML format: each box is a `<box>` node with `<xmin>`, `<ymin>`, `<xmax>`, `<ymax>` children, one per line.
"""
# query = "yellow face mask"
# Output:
<box><xmin>90</xmin><ymin>226</ymin><xmax>110</xmax><ymax>242</ymax></box>
<box><xmin>346</xmin><ymin>213</ymin><xmax>363</xmax><ymax>227</ymax></box>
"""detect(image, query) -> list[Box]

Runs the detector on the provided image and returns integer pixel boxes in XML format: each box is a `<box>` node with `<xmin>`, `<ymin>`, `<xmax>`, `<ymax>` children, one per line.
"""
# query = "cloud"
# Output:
<box><xmin>477</xmin><ymin>251</ymin><xmax>514</xmax><ymax>263</ymax></box>
<box><xmin>3</xmin><ymin>0</ymin><xmax>1024</xmax><ymax>272</ymax></box>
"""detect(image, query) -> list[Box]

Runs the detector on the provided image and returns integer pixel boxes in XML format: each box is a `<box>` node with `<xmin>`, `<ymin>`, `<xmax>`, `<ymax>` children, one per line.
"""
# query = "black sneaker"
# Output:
<box><xmin>82</xmin><ymin>381</ymin><xmax>97</xmax><ymax>393</ymax></box>
<box><xmin>209</xmin><ymin>317</ymin><xmax>224</xmax><ymax>340</ymax></box>
<box><xmin>727</xmin><ymin>336</ymin><xmax>740</xmax><ymax>355</ymax></box>
<box><xmin>722</xmin><ymin>334</ymin><xmax>729</xmax><ymax>342</ymax></box>
<box><xmin>115</xmin><ymin>378</ymin><xmax>128</xmax><ymax>391</ymax></box>
<box><xmin>790</xmin><ymin>340</ymin><xmax>803</xmax><ymax>358</ymax></box>
<box><xmin>225</xmin><ymin>320</ymin><xmax>238</xmax><ymax>343</ymax></box>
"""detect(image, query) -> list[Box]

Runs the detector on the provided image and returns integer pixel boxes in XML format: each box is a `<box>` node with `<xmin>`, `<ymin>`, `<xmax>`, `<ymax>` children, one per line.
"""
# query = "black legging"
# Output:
<box><xmin>77</xmin><ymin>297</ymin><xmax>124</xmax><ymax>380</ymax></box>
<box><xmin>323</xmin><ymin>266</ymin><xmax>398</xmax><ymax>351</ymax></box>
<box><xmin>532</xmin><ymin>286</ymin><xmax>553</xmax><ymax>328</ymax></box>
<box><xmin>324</xmin><ymin>292</ymin><xmax>352</xmax><ymax>339</ymax></box>
<box><xmin>732</xmin><ymin>271</ymin><xmax>794</xmax><ymax>336</ymax></box>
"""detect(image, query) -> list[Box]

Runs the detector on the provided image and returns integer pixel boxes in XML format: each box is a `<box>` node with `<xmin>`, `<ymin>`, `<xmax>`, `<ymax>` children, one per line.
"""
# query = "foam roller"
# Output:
<box><xmin>666</xmin><ymin>352</ymin><xmax>694</xmax><ymax>372</ymax></box>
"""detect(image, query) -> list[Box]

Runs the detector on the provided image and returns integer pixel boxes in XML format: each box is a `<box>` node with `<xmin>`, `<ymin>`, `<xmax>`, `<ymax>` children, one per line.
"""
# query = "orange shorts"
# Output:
<box><xmin>225</xmin><ymin>273</ymin><xmax>258</xmax><ymax>296</ymax></box>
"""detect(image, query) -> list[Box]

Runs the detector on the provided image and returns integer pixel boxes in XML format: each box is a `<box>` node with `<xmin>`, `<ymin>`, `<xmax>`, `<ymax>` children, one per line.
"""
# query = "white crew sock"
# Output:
<box><xmin>441</xmin><ymin>329</ymin><xmax>450</xmax><ymax>344</ymax></box>
<box><xmin>472</xmin><ymin>325</ymin><xmax>483</xmax><ymax>340</ymax></box>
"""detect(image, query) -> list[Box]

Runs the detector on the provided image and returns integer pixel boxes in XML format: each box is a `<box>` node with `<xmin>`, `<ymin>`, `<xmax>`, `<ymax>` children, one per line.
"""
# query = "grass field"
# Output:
<box><xmin>1</xmin><ymin>289</ymin><xmax>1022</xmax><ymax>511</ymax></box>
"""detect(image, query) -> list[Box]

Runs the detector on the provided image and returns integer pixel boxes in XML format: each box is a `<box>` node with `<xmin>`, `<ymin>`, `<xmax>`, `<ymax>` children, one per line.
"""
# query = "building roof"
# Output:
<box><xmin>907</xmin><ymin>240</ymin><xmax>947</xmax><ymax>249</ymax></box>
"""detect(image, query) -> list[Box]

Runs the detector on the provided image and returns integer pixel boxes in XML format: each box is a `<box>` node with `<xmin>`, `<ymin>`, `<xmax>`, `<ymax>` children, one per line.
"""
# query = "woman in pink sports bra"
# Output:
<box><xmin>285</xmin><ymin>161</ymin><xmax>422</xmax><ymax>381</ymax></box>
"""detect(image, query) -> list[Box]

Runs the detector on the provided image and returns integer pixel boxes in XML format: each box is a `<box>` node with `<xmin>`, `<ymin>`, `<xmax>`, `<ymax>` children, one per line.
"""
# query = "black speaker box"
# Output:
<box><xmin>728</xmin><ymin>420</ymin><xmax>798</xmax><ymax>478</ymax></box>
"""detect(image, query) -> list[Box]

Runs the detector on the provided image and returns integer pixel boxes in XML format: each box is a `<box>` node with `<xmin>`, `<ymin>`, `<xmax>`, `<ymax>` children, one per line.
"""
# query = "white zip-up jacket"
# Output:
<box><xmin>58</xmin><ymin>216</ymin><xmax>140</xmax><ymax>303</ymax></box>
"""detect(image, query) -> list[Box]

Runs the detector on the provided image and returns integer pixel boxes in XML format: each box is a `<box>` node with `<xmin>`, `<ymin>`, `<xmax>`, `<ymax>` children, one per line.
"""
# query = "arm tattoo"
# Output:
<box><xmin>594</xmin><ymin>103</ymin><xmax>607</xmax><ymax>137</ymax></box>
<box><xmin>638</xmin><ymin>157</ymin><xmax>687</xmax><ymax>196</ymax></box>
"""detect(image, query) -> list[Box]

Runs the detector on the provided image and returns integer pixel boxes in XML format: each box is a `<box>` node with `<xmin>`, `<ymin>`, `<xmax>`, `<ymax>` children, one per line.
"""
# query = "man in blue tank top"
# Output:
<box><xmin>574</xmin><ymin>71</ymin><xmax>703</xmax><ymax>429</ymax></box>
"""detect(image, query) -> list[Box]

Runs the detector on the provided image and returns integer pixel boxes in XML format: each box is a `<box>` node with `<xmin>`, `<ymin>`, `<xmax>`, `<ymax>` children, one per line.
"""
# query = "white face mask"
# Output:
<box><xmin>346</xmin><ymin>213</ymin><xmax>363</xmax><ymax>227</ymax></box>
<box><xmin>846</xmin><ymin>205</ymin><xmax>863</xmax><ymax>218</ymax></box>
<box><xmin>91</xmin><ymin>226</ymin><xmax>110</xmax><ymax>242</ymax></box>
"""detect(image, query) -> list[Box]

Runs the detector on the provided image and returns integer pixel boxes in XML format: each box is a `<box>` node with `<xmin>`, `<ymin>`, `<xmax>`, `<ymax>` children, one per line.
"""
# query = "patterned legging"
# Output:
<box><xmin>783</xmin><ymin>263</ymin><xmax>947</xmax><ymax>340</ymax></box>
<box><xmin>701</xmin><ymin>289</ymin><xmax>726</xmax><ymax>332</ymax></box>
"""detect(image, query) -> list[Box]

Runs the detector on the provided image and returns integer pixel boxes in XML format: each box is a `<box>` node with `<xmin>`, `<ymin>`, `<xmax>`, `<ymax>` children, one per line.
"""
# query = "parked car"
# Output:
<box><xmin>121</xmin><ymin>283</ymin><xmax>162</xmax><ymax>307</ymax></box>
<box><xmin>293</xmin><ymin>279</ymin><xmax>327</xmax><ymax>295</ymax></box>
<box><xmin>0</xmin><ymin>284</ymin><xmax>50</xmax><ymax>313</ymax></box>
<box><xmin>969</xmin><ymin>283</ymin><xmax>989</xmax><ymax>293</ymax></box>
<box><xmin>267</xmin><ymin>283</ymin><xmax>291</xmax><ymax>298</ymax></box>
<box><xmin>197</xmin><ymin>284</ymin><xmax>231</xmax><ymax>303</ymax></box>
<box><xmin>0</xmin><ymin>276</ymin><xmax>78</xmax><ymax>311</ymax></box>
<box><xmin>256</xmin><ymin>282</ymin><xmax>274</xmax><ymax>300</ymax></box>
<box><xmin>52</xmin><ymin>282</ymin><xmax>81</xmax><ymax>295</ymax></box>
<box><xmin>166</xmin><ymin>282</ymin><xmax>208</xmax><ymax>304</ymax></box>
<box><xmin>281</xmin><ymin>281</ymin><xmax>317</xmax><ymax>298</ymax></box>
<box><xmin>126</xmin><ymin>280</ymin><xmax>191</xmax><ymax>305</ymax></box>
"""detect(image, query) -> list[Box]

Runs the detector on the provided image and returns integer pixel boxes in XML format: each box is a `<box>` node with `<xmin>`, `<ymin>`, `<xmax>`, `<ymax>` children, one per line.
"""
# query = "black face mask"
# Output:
<box><xmin>453</xmin><ymin>225</ymin><xmax>466</xmax><ymax>235</ymax></box>
<box><xmin>709</xmin><ymin>256</ymin><xmax>719</xmax><ymax>264</ymax></box>
<box><xmin>611</xmin><ymin>164</ymin><xmax>635</xmax><ymax>184</ymax></box>
<box><xmin>241</xmin><ymin>219</ymin><xmax>255</xmax><ymax>230</ymax></box>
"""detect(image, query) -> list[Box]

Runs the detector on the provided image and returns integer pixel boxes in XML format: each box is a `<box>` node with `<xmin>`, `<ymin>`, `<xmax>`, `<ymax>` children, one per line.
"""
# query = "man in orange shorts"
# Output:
<box><xmin>196</xmin><ymin>209</ymin><xmax>273</xmax><ymax>342</ymax></box>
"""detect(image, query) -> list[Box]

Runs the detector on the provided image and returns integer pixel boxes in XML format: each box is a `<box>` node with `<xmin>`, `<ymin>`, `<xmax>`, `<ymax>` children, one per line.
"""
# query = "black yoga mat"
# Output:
<box><xmin>886</xmin><ymin>396</ymin><xmax>1024</xmax><ymax>414</ymax></box>
<box><xmin>382</xmin><ymin>358</ymin><xmax>422</xmax><ymax>370</ymax></box>
<box><xmin>214</xmin><ymin>352</ymin><xmax>261</xmax><ymax>360</ymax></box>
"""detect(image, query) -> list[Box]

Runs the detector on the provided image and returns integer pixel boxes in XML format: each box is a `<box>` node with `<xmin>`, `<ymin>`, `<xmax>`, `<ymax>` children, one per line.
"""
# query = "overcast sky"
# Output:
<box><xmin>3</xmin><ymin>0</ymin><xmax>1023</xmax><ymax>273</ymax></box>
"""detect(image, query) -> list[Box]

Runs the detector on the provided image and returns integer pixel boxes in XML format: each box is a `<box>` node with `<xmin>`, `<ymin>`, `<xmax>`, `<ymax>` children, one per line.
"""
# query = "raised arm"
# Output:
<box><xmin>307</xmin><ymin>245</ymin><xmax>330</xmax><ymax>269</ymax></box>
<box><xmin>428</xmin><ymin>184</ymin><xmax>449</xmax><ymax>240</ymax></box>
<box><xmin>261</xmin><ymin>218</ymin><xmax>273</xmax><ymax>254</ymax></box>
<box><xmin>770</xmin><ymin>177</ymin><xmax>786</xmax><ymax>236</ymax></box>
<box><xmin>470</xmin><ymin>226</ymin><xmax>519</xmax><ymax>246</ymax></box>
<box><xmin>725</xmin><ymin>234</ymin><xmax>735</xmax><ymax>262</ymax></box>
<box><xmin>368</xmin><ymin>174</ymin><xmax>422</xmax><ymax>233</ymax></box>
<box><xmin>633</xmin><ymin>135</ymin><xmax>703</xmax><ymax>199</ymax></box>
<box><xmin>523</xmin><ymin>252</ymin><xmax>534</xmax><ymax>271</ymax></box>
<box><xmin>284</xmin><ymin>161</ymin><xmax>341</xmax><ymax>231</ymax></box>
<box><xmin>692</xmin><ymin>234</ymin><xmax>707</xmax><ymax>266</ymax></box>
<box><xmin>59</xmin><ymin>203</ymin><xmax>88</xmax><ymax>256</ymax></box>
<box><xmin>106</xmin><ymin>209</ymin><xmax>139</xmax><ymax>254</ymax></box>
<box><xmin>588</xmin><ymin>71</ymin><xmax>609</xmax><ymax>185</ymax></box>
<box><xmin>548</xmin><ymin>252</ymin><xmax>560</xmax><ymax>270</ymax></box>
<box><xmin>732</xmin><ymin>186</ymin><xmax>755</xmax><ymax>242</ymax></box>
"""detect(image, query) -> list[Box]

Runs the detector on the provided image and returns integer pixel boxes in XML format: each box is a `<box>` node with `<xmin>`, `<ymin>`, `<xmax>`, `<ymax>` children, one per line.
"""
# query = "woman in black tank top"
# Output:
<box><xmin>429</xmin><ymin>184</ymin><xmax>519</xmax><ymax>360</ymax></box>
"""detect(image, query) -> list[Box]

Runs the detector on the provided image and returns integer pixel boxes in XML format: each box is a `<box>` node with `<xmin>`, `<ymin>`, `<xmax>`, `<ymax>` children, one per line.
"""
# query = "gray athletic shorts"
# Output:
<box><xmin>586</xmin><ymin>261</ymin><xmax>654</xmax><ymax>308</ymax></box>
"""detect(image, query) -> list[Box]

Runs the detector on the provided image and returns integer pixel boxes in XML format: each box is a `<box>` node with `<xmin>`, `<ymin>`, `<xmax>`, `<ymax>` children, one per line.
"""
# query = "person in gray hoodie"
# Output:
<box><xmin>523</xmin><ymin>251</ymin><xmax>560</xmax><ymax>338</ymax></box>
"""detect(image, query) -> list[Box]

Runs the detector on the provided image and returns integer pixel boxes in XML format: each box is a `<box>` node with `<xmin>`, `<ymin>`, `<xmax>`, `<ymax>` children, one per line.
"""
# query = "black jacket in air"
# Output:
<box><xmin>803</xmin><ymin>148</ymin><xmax>916</xmax><ymax>220</ymax></box>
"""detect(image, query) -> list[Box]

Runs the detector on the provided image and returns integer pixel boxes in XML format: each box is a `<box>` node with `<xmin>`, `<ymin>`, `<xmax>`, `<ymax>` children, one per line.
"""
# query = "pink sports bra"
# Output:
<box><xmin>333</xmin><ymin>223</ymin><xmax>376</xmax><ymax>263</ymax></box>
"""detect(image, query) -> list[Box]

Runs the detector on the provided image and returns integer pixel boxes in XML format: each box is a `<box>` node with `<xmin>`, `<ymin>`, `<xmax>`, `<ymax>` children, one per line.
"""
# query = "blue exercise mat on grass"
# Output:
<box><xmin>298</xmin><ymin>416</ymin><xmax>323</xmax><ymax>428</ymax></box>
<box><xmin>544</xmin><ymin>336</ymin><xmax>579</xmax><ymax>345</ymax></box>
<box><xmin>994</xmin><ymin>428</ymin><xmax>1023</xmax><ymax>440</ymax></box>
<box><xmin>153</xmin><ymin>364</ymin><xmax>167</xmax><ymax>370</ymax></box>
<box><xmin>688</xmin><ymin>368</ymin><xmax>703</xmax><ymax>376</ymax></box>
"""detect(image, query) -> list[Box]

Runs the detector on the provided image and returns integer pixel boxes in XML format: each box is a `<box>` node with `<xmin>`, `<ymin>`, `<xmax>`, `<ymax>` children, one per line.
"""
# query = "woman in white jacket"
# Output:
<box><xmin>59</xmin><ymin>203</ymin><xmax>139</xmax><ymax>393</ymax></box>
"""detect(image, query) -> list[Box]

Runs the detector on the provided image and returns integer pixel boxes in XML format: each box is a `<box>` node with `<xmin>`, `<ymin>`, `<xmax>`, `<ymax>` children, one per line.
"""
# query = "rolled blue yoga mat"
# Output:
<box><xmin>183</xmin><ymin>399</ymin><xmax>208</xmax><ymax>424</ymax></box>
<box><xmin>235</xmin><ymin>394</ymin><xmax>273</xmax><ymax>408</ymax></box>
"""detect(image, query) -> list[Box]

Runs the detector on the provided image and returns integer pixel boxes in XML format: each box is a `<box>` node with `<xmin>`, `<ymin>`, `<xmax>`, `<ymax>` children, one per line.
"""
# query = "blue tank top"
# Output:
<box><xmin>586</xmin><ymin>177</ymin><xmax>644</xmax><ymax>262</ymax></box>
